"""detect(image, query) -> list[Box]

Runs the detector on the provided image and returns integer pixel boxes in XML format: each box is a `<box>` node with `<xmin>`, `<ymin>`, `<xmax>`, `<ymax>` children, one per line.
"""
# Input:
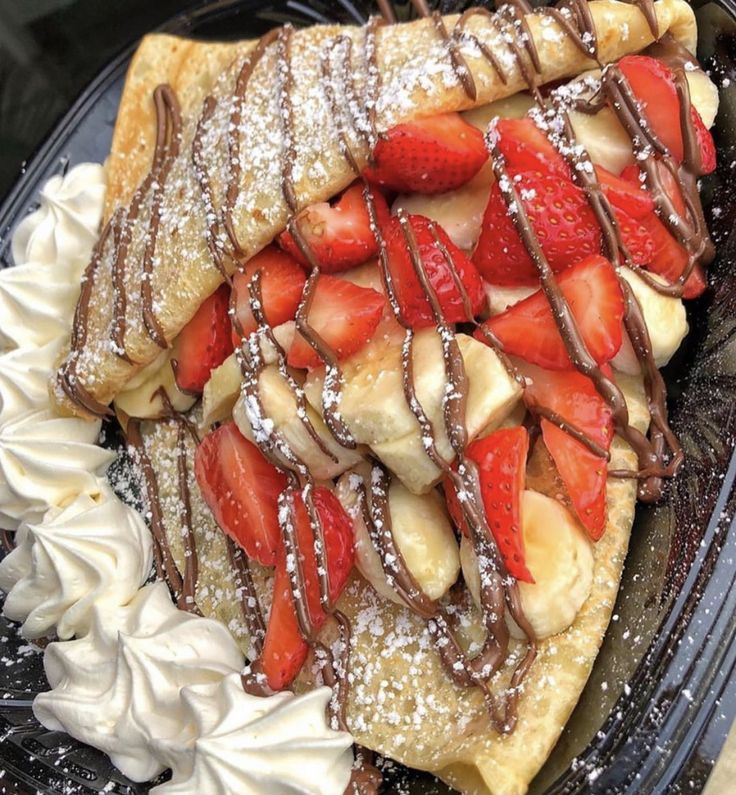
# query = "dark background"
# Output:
<box><xmin>0</xmin><ymin>0</ymin><xmax>193</xmax><ymax>198</ymax></box>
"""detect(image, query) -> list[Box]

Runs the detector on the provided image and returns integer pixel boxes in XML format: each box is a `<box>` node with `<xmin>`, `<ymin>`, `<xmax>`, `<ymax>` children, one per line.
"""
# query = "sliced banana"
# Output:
<box><xmin>461</xmin><ymin>490</ymin><xmax>594</xmax><ymax>640</ymax></box>
<box><xmin>306</xmin><ymin>329</ymin><xmax>522</xmax><ymax>494</ymax></box>
<box><xmin>483</xmin><ymin>282</ymin><xmax>535</xmax><ymax>318</ymax></box>
<box><xmin>612</xmin><ymin>268</ymin><xmax>688</xmax><ymax>375</ymax></box>
<box><xmin>201</xmin><ymin>322</ymin><xmax>296</xmax><ymax>428</ymax></box>
<box><xmin>686</xmin><ymin>68</ymin><xmax>720</xmax><ymax>128</ymax></box>
<box><xmin>114</xmin><ymin>350</ymin><xmax>196</xmax><ymax>421</ymax></box>
<box><xmin>233</xmin><ymin>364</ymin><xmax>364</xmax><ymax>480</ymax></box>
<box><xmin>461</xmin><ymin>92</ymin><xmax>536</xmax><ymax>130</ymax></box>
<box><xmin>336</xmin><ymin>464</ymin><xmax>459</xmax><ymax>605</ymax></box>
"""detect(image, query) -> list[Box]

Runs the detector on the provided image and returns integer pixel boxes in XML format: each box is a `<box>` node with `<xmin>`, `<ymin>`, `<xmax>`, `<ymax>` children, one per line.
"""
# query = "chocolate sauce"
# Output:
<box><xmin>226</xmin><ymin>536</ymin><xmax>267</xmax><ymax>656</ymax></box>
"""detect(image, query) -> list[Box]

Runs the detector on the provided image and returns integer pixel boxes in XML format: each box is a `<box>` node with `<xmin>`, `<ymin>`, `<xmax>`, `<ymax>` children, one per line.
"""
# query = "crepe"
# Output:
<box><xmin>52</xmin><ymin>0</ymin><xmax>697</xmax><ymax>418</ymax></box>
<box><xmin>139</xmin><ymin>372</ymin><xmax>648</xmax><ymax>795</ymax></box>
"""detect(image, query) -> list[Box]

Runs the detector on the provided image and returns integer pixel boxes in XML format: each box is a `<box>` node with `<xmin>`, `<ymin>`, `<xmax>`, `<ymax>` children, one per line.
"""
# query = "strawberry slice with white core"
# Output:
<box><xmin>194</xmin><ymin>422</ymin><xmax>287</xmax><ymax>567</ymax></box>
<box><xmin>287</xmin><ymin>274</ymin><xmax>385</xmax><ymax>369</ymax></box>
<box><xmin>478</xmin><ymin>255</ymin><xmax>625</xmax><ymax>370</ymax></box>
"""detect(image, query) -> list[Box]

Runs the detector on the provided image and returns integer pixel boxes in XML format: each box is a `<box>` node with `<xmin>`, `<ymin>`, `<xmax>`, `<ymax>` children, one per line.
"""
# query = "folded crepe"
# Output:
<box><xmin>137</xmin><ymin>372</ymin><xmax>648</xmax><ymax>795</ymax></box>
<box><xmin>52</xmin><ymin>0</ymin><xmax>697</xmax><ymax>418</ymax></box>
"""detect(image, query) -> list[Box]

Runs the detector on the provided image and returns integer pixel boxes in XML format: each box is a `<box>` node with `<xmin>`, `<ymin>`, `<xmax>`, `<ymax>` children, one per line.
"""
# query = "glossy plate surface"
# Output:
<box><xmin>1</xmin><ymin>1</ymin><xmax>735</xmax><ymax>793</ymax></box>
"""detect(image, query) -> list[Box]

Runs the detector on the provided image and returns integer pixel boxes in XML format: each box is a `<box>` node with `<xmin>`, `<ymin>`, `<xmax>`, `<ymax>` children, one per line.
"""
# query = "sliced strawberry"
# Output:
<box><xmin>473</xmin><ymin>171</ymin><xmax>602</xmax><ymax>286</ymax></box>
<box><xmin>363</xmin><ymin>113</ymin><xmax>488</xmax><ymax>194</ymax></box>
<box><xmin>691</xmin><ymin>106</ymin><xmax>716</xmax><ymax>175</ymax></box>
<box><xmin>278</xmin><ymin>183</ymin><xmax>390</xmax><ymax>273</ymax></box>
<box><xmin>173</xmin><ymin>284</ymin><xmax>234</xmax><ymax>394</ymax></box>
<box><xmin>521</xmin><ymin>363</ymin><xmax>613</xmax><ymax>539</ymax></box>
<box><xmin>493</xmin><ymin>117</ymin><xmax>570</xmax><ymax>180</ymax></box>
<box><xmin>383</xmin><ymin>214</ymin><xmax>485</xmax><ymax>327</ymax></box>
<box><xmin>616</xmin><ymin>208</ymin><xmax>654</xmax><ymax>266</ymax></box>
<box><xmin>287</xmin><ymin>274</ymin><xmax>385</xmax><ymax>369</ymax></box>
<box><xmin>620</xmin><ymin>161</ymin><xmax>687</xmax><ymax>218</ymax></box>
<box><xmin>445</xmin><ymin>427</ymin><xmax>533</xmax><ymax>582</ymax></box>
<box><xmin>231</xmin><ymin>246</ymin><xmax>306</xmax><ymax>344</ymax></box>
<box><xmin>596</xmin><ymin>164</ymin><xmax>655</xmax><ymax>219</ymax></box>
<box><xmin>618</xmin><ymin>55</ymin><xmax>684</xmax><ymax>161</ymax></box>
<box><xmin>478</xmin><ymin>255</ymin><xmax>625</xmax><ymax>369</ymax></box>
<box><xmin>194</xmin><ymin>422</ymin><xmax>287</xmax><ymax>566</ymax></box>
<box><xmin>638</xmin><ymin>212</ymin><xmax>706</xmax><ymax>299</ymax></box>
<box><xmin>262</xmin><ymin>487</ymin><xmax>354</xmax><ymax>690</ymax></box>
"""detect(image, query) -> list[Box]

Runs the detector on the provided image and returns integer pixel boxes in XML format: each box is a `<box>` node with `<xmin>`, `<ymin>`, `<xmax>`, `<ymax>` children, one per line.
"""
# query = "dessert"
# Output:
<box><xmin>0</xmin><ymin>0</ymin><xmax>721</xmax><ymax>793</ymax></box>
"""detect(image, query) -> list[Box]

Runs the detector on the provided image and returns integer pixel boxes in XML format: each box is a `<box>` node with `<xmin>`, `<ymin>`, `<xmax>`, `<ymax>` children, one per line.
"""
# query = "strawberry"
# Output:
<box><xmin>493</xmin><ymin>117</ymin><xmax>570</xmax><ymax>179</ymax></box>
<box><xmin>620</xmin><ymin>165</ymin><xmax>706</xmax><ymax>298</ymax></box>
<box><xmin>287</xmin><ymin>274</ymin><xmax>385</xmax><ymax>369</ymax></box>
<box><xmin>596</xmin><ymin>164</ymin><xmax>655</xmax><ymax>219</ymax></box>
<box><xmin>278</xmin><ymin>183</ymin><xmax>390</xmax><ymax>273</ymax></box>
<box><xmin>478</xmin><ymin>254</ymin><xmax>625</xmax><ymax>369</ymax></box>
<box><xmin>231</xmin><ymin>246</ymin><xmax>306</xmax><ymax>344</ymax></box>
<box><xmin>383</xmin><ymin>214</ymin><xmax>485</xmax><ymax>327</ymax></box>
<box><xmin>521</xmin><ymin>363</ymin><xmax>613</xmax><ymax>539</ymax></box>
<box><xmin>617</xmin><ymin>54</ymin><xmax>717</xmax><ymax>173</ymax></box>
<box><xmin>363</xmin><ymin>113</ymin><xmax>488</xmax><ymax>194</ymax></box>
<box><xmin>194</xmin><ymin>422</ymin><xmax>287</xmax><ymax>566</ymax></box>
<box><xmin>618</xmin><ymin>55</ymin><xmax>685</xmax><ymax>161</ymax></box>
<box><xmin>445</xmin><ymin>427</ymin><xmax>533</xmax><ymax>583</ymax></box>
<box><xmin>691</xmin><ymin>106</ymin><xmax>716</xmax><ymax>175</ymax></box>
<box><xmin>173</xmin><ymin>284</ymin><xmax>234</xmax><ymax>394</ymax></box>
<box><xmin>262</xmin><ymin>487</ymin><xmax>355</xmax><ymax>690</ymax></box>
<box><xmin>616</xmin><ymin>208</ymin><xmax>655</xmax><ymax>266</ymax></box>
<box><xmin>473</xmin><ymin>171</ymin><xmax>602</xmax><ymax>286</ymax></box>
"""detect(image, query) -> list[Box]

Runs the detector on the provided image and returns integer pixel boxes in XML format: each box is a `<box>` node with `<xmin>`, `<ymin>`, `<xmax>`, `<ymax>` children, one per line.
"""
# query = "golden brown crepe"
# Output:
<box><xmin>140</xmin><ymin>372</ymin><xmax>648</xmax><ymax>795</ymax></box>
<box><xmin>52</xmin><ymin>0</ymin><xmax>697</xmax><ymax>417</ymax></box>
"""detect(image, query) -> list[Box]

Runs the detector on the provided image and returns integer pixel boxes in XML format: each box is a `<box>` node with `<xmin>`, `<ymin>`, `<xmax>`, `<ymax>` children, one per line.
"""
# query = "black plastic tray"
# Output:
<box><xmin>1</xmin><ymin>1</ymin><xmax>736</xmax><ymax>793</ymax></box>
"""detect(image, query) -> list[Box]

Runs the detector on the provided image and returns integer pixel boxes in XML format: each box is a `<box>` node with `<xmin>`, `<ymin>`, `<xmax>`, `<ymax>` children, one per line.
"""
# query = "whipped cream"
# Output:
<box><xmin>33</xmin><ymin>582</ymin><xmax>244</xmax><ymax>782</ymax></box>
<box><xmin>152</xmin><ymin>675</ymin><xmax>354</xmax><ymax>795</ymax></box>
<box><xmin>0</xmin><ymin>338</ymin><xmax>64</xmax><ymax>428</ymax></box>
<box><xmin>0</xmin><ymin>261</ymin><xmax>81</xmax><ymax>349</ymax></box>
<box><xmin>0</xmin><ymin>409</ymin><xmax>114</xmax><ymax>528</ymax></box>
<box><xmin>0</xmin><ymin>484</ymin><xmax>153</xmax><ymax>639</ymax></box>
<box><xmin>11</xmin><ymin>162</ymin><xmax>106</xmax><ymax>268</ymax></box>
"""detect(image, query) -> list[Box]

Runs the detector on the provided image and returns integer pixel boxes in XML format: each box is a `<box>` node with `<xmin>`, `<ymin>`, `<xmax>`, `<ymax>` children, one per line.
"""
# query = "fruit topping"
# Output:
<box><xmin>262</xmin><ymin>487</ymin><xmax>354</xmax><ymax>689</ymax></box>
<box><xmin>194</xmin><ymin>422</ymin><xmax>287</xmax><ymax>566</ymax></box>
<box><xmin>287</xmin><ymin>274</ymin><xmax>385</xmax><ymax>369</ymax></box>
<box><xmin>521</xmin><ymin>363</ymin><xmax>613</xmax><ymax>539</ymax></box>
<box><xmin>172</xmin><ymin>284</ymin><xmax>234</xmax><ymax>394</ymax></box>
<box><xmin>231</xmin><ymin>246</ymin><xmax>306</xmax><ymax>344</ymax></box>
<box><xmin>445</xmin><ymin>426</ymin><xmax>533</xmax><ymax>583</ymax></box>
<box><xmin>278</xmin><ymin>183</ymin><xmax>390</xmax><ymax>273</ymax></box>
<box><xmin>473</xmin><ymin>172</ymin><xmax>602</xmax><ymax>286</ymax></box>
<box><xmin>383</xmin><ymin>213</ymin><xmax>485</xmax><ymax>327</ymax></box>
<box><xmin>478</xmin><ymin>254</ymin><xmax>625</xmax><ymax>369</ymax></box>
<box><xmin>364</xmin><ymin>113</ymin><xmax>488</xmax><ymax>194</ymax></box>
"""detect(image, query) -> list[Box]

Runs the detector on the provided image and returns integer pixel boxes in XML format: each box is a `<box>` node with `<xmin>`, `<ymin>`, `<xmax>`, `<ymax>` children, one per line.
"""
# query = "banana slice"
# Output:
<box><xmin>305</xmin><ymin>329</ymin><xmax>522</xmax><ymax>494</ymax></box>
<box><xmin>612</xmin><ymin>268</ymin><xmax>688</xmax><ymax>375</ymax></box>
<box><xmin>233</xmin><ymin>364</ymin><xmax>364</xmax><ymax>480</ymax></box>
<box><xmin>461</xmin><ymin>92</ymin><xmax>536</xmax><ymax>130</ymax></box>
<box><xmin>336</xmin><ymin>464</ymin><xmax>459</xmax><ymax>605</ymax></box>
<box><xmin>201</xmin><ymin>322</ymin><xmax>296</xmax><ymax>428</ymax></box>
<box><xmin>686</xmin><ymin>68</ymin><xmax>720</xmax><ymax>128</ymax></box>
<box><xmin>483</xmin><ymin>282</ymin><xmax>535</xmax><ymax>317</ymax></box>
<box><xmin>114</xmin><ymin>350</ymin><xmax>196</xmax><ymax>421</ymax></box>
<box><xmin>460</xmin><ymin>490</ymin><xmax>594</xmax><ymax>640</ymax></box>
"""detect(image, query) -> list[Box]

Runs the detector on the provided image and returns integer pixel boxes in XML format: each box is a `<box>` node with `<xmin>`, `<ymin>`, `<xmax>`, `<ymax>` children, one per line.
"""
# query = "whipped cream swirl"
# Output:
<box><xmin>0</xmin><ymin>338</ymin><xmax>65</xmax><ymax>428</ymax></box>
<box><xmin>0</xmin><ymin>409</ymin><xmax>114</xmax><ymax>528</ymax></box>
<box><xmin>0</xmin><ymin>484</ymin><xmax>153</xmax><ymax>639</ymax></box>
<box><xmin>33</xmin><ymin>582</ymin><xmax>244</xmax><ymax>782</ymax></box>
<box><xmin>11</xmin><ymin>162</ymin><xmax>106</xmax><ymax>268</ymax></box>
<box><xmin>152</xmin><ymin>675</ymin><xmax>353</xmax><ymax>795</ymax></box>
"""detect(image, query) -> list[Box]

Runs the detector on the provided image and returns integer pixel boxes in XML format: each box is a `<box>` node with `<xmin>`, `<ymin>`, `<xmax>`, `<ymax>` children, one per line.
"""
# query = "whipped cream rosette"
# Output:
<box><xmin>11</xmin><ymin>162</ymin><xmax>106</xmax><ymax>268</ymax></box>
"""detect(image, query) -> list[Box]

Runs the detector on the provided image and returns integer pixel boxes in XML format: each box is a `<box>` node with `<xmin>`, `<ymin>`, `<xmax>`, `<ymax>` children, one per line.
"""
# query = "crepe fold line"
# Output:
<box><xmin>51</xmin><ymin>0</ymin><xmax>696</xmax><ymax>418</ymax></box>
<box><xmin>140</xmin><ymin>373</ymin><xmax>649</xmax><ymax>795</ymax></box>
